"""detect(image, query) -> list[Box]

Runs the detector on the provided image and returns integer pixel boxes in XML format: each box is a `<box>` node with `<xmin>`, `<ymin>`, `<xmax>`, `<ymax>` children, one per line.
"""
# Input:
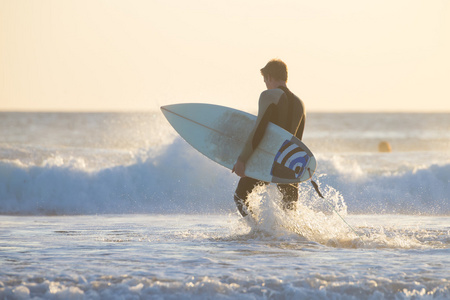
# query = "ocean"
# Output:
<box><xmin>0</xmin><ymin>111</ymin><xmax>449</xmax><ymax>299</ymax></box>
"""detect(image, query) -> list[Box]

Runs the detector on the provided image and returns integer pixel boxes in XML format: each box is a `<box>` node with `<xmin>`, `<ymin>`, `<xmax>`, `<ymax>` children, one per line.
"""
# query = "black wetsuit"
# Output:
<box><xmin>234</xmin><ymin>86</ymin><xmax>305</xmax><ymax>217</ymax></box>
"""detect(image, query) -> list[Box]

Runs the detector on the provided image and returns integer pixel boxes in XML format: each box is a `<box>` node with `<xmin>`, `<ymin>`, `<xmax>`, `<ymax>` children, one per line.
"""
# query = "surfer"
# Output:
<box><xmin>232</xmin><ymin>59</ymin><xmax>306</xmax><ymax>217</ymax></box>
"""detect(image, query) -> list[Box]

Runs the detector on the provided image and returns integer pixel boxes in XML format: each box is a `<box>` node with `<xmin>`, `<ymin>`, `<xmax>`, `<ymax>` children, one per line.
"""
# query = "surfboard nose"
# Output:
<box><xmin>161</xmin><ymin>104</ymin><xmax>179</xmax><ymax>113</ymax></box>
<box><xmin>161</xmin><ymin>105</ymin><xmax>175</xmax><ymax>116</ymax></box>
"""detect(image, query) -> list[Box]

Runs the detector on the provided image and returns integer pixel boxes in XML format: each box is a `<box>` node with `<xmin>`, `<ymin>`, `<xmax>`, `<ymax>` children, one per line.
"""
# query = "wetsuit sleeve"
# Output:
<box><xmin>238</xmin><ymin>91</ymin><xmax>279</xmax><ymax>163</ymax></box>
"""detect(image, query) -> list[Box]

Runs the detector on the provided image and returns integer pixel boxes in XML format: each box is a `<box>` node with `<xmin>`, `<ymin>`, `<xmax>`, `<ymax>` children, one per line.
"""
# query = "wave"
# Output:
<box><xmin>1</xmin><ymin>137</ymin><xmax>449</xmax><ymax>215</ymax></box>
<box><xmin>317</xmin><ymin>155</ymin><xmax>450</xmax><ymax>215</ymax></box>
<box><xmin>0</xmin><ymin>138</ymin><xmax>236</xmax><ymax>215</ymax></box>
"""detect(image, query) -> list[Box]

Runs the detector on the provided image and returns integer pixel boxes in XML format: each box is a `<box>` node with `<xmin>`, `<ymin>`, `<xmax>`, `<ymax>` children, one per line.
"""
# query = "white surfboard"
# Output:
<box><xmin>161</xmin><ymin>103</ymin><xmax>316</xmax><ymax>184</ymax></box>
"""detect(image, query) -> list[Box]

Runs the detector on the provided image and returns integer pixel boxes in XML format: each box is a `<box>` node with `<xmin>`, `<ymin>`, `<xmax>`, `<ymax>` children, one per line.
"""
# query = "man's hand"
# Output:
<box><xmin>232</xmin><ymin>158</ymin><xmax>246</xmax><ymax>177</ymax></box>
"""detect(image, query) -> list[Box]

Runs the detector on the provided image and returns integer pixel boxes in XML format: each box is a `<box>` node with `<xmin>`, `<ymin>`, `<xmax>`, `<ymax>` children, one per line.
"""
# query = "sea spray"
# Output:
<box><xmin>235</xmin><ymin>184</ymin><xmax>359</xmax><ymax>247</ymax></box>
<box><xmin>232</xmin><ymin>183</ymin><xmax>441</xmax><ymax>250</ymax></box>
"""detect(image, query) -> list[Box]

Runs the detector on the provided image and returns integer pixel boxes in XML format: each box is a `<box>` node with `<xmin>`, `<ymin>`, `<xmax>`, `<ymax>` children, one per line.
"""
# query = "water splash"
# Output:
<box><xmin>228</xmin><ymin>184</ymin><xmax>447</xmax><ymax>250</ymax></box>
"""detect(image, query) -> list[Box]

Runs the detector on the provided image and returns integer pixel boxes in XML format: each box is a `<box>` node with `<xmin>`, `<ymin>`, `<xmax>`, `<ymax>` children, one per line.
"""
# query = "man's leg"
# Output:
<box><xmin>277</xmin><ymin>183</ymin><xmax>298</xmax><ymax>211</ymax></box>
<box><xmin>234</xmin><ymin>177</ymin><xmax>263</xmax><ymax>217</ymax></box>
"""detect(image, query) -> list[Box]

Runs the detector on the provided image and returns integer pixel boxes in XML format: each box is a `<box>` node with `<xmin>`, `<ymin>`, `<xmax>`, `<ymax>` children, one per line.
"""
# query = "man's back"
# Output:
<box><xmin>269</xmin><ymin>86</ymin><xmax>305</xmax><ymax>140</ymax></box>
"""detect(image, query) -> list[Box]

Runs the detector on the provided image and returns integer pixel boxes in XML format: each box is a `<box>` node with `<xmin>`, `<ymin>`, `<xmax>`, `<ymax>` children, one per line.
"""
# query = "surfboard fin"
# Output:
<box><xmin>310</xmin><ymin>180</ymin><xmax>324</xmax><ymax>199</ymax></box>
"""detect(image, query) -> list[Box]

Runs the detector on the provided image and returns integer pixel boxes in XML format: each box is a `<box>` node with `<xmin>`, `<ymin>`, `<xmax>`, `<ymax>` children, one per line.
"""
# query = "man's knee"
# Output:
<box><xmin>278</xmin><ymin>184</ymin><xmax>298</xmax><ymax>211</ymax></box>
<box><xmin>282</xmin><ymin>200</ymin><xmax>297</xmax><ymax>211</ymax></box>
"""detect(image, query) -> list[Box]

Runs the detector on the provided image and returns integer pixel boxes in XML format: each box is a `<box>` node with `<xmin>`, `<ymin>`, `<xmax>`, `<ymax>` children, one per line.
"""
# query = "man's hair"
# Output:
<box><xmin>260</xmin><ymin>59</ymin><xmax>288</xmax><ymax>82</ymax></box>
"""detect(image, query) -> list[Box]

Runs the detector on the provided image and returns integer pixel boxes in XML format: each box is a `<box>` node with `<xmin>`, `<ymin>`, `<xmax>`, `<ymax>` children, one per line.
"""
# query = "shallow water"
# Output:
<box><xmin>0</xmin><ymin>214</ymin><xmax>449</xmax><ymax>299</ymax></box>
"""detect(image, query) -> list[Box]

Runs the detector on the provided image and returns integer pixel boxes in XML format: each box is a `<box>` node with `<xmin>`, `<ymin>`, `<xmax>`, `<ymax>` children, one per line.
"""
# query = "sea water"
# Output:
<box><xmin>0</xmin><ymin>112</ymin><xmax>449</xmax><ymax>299</ymax></box>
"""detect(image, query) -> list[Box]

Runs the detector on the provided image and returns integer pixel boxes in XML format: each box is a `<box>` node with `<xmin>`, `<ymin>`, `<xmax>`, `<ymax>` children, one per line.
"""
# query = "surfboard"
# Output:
<box><xmin>161</xmin><ymin>103</ymin><xmax>316</xmax><ymax>184</ymax></box>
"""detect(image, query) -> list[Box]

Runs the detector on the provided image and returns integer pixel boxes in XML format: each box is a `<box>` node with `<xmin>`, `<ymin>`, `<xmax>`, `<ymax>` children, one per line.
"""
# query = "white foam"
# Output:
<box><xmin>1</xmin><ymin>263</ymin><xmax>448</xmax><ymax>300</ymax></box>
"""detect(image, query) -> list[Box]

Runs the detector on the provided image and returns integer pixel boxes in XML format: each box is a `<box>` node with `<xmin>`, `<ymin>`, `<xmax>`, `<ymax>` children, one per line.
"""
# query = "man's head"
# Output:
<box><xmin>260</xmin><ymin>59</ymin><xmax>288</xmax><ymax>89</ymax></box>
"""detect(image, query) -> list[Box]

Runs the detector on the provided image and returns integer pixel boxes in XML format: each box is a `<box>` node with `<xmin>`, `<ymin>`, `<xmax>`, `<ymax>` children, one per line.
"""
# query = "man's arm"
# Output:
<box><xmin>232</xmin><ymin>89</ymin><xmax>284</xmax><ymax>177</ymax></box>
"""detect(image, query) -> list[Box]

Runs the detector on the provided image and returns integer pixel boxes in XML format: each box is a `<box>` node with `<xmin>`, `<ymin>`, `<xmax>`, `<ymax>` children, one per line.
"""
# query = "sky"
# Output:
<box><xmin>1</xmin><ymin>0</ymin><xmax>449</xmax><ymax>112</ymax></box>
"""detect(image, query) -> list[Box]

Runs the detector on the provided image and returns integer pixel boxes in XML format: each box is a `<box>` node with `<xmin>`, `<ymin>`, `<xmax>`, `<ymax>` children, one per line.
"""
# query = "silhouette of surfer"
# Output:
<box><xmin>232</xmin><ymin>59</ymin><xmax>306</xmax><ymax>217</ymax></box>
